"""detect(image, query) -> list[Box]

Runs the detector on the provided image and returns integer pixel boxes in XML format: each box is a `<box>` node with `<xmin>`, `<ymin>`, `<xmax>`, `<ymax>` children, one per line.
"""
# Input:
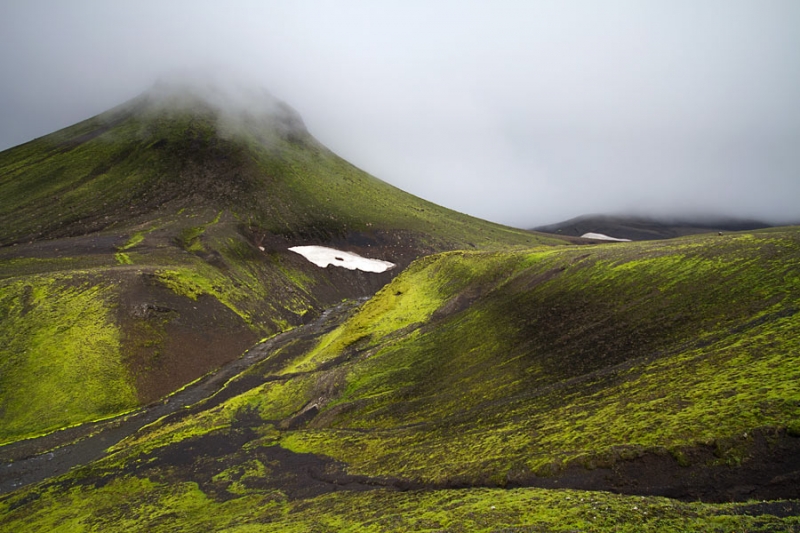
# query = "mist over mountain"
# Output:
<box><xmin>2</xmin><ymin>2</ymin><xmax>799</xmax><ymax>227</ymax></box>
<box><xmin>143</xmin><ymin>74</ymin><xmax>310</xmax><ymax>141</ymax></box>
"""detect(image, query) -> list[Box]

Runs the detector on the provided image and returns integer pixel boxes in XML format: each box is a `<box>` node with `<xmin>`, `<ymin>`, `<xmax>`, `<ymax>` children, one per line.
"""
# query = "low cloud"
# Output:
<box><xmin>141</xmin><ymin>69</ymin><xmax>309</xmax><ymax>143</ymax></box>
<box><xmin>1</xmin><ymin>1</ymin><xmax>798</xmax><ymax>226</ymax></box>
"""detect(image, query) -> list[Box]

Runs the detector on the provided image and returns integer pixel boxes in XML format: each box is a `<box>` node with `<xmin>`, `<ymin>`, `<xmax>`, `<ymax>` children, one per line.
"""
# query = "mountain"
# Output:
<box><xmin>2</xmin><ymin>85</ymin><xmax>800</xmax><ymax>531</ymax></box>
<box><xmin>534</xmin><ymin>214</ymin><xmax>773</xmax><ymax>241</ymax></box>
<box><xmin>2</xmin><ymin>227</ymin><xmax>799</xmax><ymax>531</ymax></box>
<box><xmin>0</xmin><ymin>83</ymin><xmax>562</xmax><ymax>444</ymax></box>
<box><xmin>1</xmin><ymin>82</ymin><xmax>556</xmax><ymax>250</ymax></box>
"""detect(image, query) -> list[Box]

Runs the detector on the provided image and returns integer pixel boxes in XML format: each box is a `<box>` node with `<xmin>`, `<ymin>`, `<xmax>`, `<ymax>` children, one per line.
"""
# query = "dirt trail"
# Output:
<box><xmin>0</xmin><ymin>299</ymin><xmax>362</xmax><ymax>495</ymax></box>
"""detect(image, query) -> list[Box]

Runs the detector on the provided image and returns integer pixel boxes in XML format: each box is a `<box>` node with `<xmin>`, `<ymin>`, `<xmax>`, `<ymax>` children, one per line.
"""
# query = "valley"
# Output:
<box><xmin>0</xmin><ymin>86</ymin><xmax>798</xmax><ymax>532</ymax></box>
<box><xmin>2</xmin><ymin>228</ymin><xmax>799</xmax><ymax>532</ymax></box>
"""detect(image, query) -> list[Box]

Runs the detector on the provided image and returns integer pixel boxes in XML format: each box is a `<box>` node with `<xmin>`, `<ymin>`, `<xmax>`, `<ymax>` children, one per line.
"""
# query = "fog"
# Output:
<box><xmin>1</xmin><ymin>1</ymin><xmax>799</xmax><ymax>227</ymax></box>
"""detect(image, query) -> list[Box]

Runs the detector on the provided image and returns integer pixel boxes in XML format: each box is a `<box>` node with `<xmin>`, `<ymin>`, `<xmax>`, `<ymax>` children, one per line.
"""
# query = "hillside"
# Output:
<box><xmin>534</xmin><ymin>214</ymin><xmax>773</xmax><ymax>241</ymax></box>
<box><xmin>0</xmin><ymin>84</ymin><xmax>554</xmax><ymax>249</ymax></box>
<box><xmin>0</xmin><ymin>84</ymin><xmax>561</xmax><ymax>445</ymax></box>
<box><xmin>2</xmin><ymin>227</ymin><xmax>799</xmax><ymax>531</ymax></box>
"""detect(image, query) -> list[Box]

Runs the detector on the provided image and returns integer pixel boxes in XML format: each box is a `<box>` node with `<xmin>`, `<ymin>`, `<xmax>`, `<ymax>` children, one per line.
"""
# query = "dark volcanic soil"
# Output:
<box><xmin>503</xmin><ymin>428</ymin><xmax>800</xmax><ymax>503</ymax></box>
<box><xmin>130</xmin><ymin>437</ymin><xmax>400</xmax><ymax>502</ymax></box>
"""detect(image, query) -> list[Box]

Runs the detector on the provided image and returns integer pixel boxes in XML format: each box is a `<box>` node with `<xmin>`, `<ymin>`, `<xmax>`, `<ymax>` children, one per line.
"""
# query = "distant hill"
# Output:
<box><xmin>533</xmin><ymin>214</ymin><xmax>773</xmax><ymax>241</ymax></box>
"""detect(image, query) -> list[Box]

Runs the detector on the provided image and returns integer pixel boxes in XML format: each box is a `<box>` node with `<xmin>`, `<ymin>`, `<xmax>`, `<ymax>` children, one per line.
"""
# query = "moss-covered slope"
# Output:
<box><xmin>4</xmin><ymin>481</ymin><xmax>798</xmax><ymax>532</ymax></box>
<box><xmin>3</xmin><ymin>228</ymin><xmax>798</xmax><ymax>532</ymax></box>
<box><xmin>0</xmin><ymin>275</ymin><xmax>137</xmax><ymax>440</ymax></box>
<box><xmin>107</xmin><ymin>227</ymin><xmax>799</xmax><ymax>493</ymax></box>
<box><xmin>278</xmin><ymin>229</ymin><xmax>800</xmax><ymax>491</ymax></box>
<box><xmin>3</xmin><ymin>86</ymin><xmax>798</xmax><ymax>530</ymax></box>
<box><xmin>0</xmin><ymin>218</ymin><xmax>334</xmax><ymax>444</ymax></box>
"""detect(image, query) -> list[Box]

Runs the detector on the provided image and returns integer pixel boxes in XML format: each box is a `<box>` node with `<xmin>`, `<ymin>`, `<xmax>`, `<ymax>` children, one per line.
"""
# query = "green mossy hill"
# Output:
<box><xmin>5</xmin><ymin>86</ymin><xmax>799</xmax><ymax>529</ymax></box>
<box><xmin>0</xmin><ymin>86</ymin><xmax>557</xmax><ymax>250</ymax></box>
<box><xmin>0</xmin><ymin>214</ymin><xmax>376</xmax><ymax>445</ymax></box>
<box><xmin>278</xmin><ymin>229</ymin><xmax>800</xmax><ymax>484</ymax></box>
<box><xmin>98</xmin><ymin>228</ymin><xmax>799</xmax><ymax>488</ymax></box>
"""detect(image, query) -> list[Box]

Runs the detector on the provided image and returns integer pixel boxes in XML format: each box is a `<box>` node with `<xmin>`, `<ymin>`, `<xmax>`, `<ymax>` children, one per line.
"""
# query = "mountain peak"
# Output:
<box><xmin>137</xmin><ymin>74</ymin><xmax>308</xmax><ymax>141</ymax></box>
<box><xmin>0</xmin><ymin>79</ymin><xmax>555</xmax><ymax>248</ymax></box>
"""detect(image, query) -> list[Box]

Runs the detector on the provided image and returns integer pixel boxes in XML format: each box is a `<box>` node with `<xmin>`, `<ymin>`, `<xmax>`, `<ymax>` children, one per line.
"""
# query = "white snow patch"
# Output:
<box><xmin>581</xmin><ymin>232</ymin><xmax>631</xmax><ymax>242</ymax></box>
<box><xmin>288</xmin><ymin>246</ymin><xmax>395</xmax><ymax>273</ymax></box>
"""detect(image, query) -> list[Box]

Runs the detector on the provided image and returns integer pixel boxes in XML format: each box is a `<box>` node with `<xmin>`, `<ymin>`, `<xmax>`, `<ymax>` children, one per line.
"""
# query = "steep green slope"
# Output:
<box><xmin>0</xmin><ymin>275</ymin><xmax>137</xmax><ymax>439</ymax></box>
<box><xmin>0</xmin><ymin>222</ymin><xmax>313</xmax><ymax>443</ymax></box>
<box><xmin>3</xmin><ymin>228</ymin><xmax>798</xmax><ymax>532</ymax></box>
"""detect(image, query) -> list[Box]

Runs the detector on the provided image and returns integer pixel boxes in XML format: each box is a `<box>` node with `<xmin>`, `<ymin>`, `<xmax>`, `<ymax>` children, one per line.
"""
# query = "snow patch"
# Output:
<box><xmin>288</xmin><ymin>246</ymin><xmax>395</xmax><ymax>273</ymax></box>
<box><xmin>581</xmin><ymin>232</ymin><xmax>631</xmax><ymax>242</ymax></box>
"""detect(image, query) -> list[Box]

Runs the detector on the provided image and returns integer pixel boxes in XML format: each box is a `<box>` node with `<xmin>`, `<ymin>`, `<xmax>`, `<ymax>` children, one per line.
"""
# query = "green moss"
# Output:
<box><xmin>108</xmin><ymin>230</ymin><xmax>800</xmax><ymax>487</ymax></box>
<box><xmin>1</xmin><ymin>479</ymin><xmax>797</xmax><ymax>532</ymax></box>
<box><xmin>0</xmin><ymin>274</ymin><xmax>138</xmax><ymax>443</ymax></box>
<box><xmin>3</xmin><ymin>230</ymin><xmax>799</xmax><ymax>530</ymax></box>
<box><xmin>212</xmin><ymin>460</ymin><xmax>270</xmax><ymax>495</ymax></box>
<box><xmin>0</xmin><ymin>110</ymin><xmax>177</xmax><ymax>244</ymax></box>
<box><xmin>119</xmin><ymin>232</ymin><xmax>145</xmax><ymax>251</ymax></box>
<box><xmin>0</xmin><ymin>476</ymin><xmax>282</xmax><ymax>533</ymax></box>
<box><xmin>0</xmin><ymin>255</ymin><xmax>114</xmax><ymax>279</ymax></box>
<box><xmin>245</xmin><ymin>134</ymin><xmax>562</xmax><ymax>249</ymax></box>
<box><xmin>111</xmin><ymin>374</ymin><xmax>317</xmax><ymax>458</ymax></box>
<box><xmin>284</xmin><ymin>250</ymin><xmax>531</xmax><ymax>374</ymax></box>
<box><xmin>179</xmin><ymin>226</ymin><xmax>207</xmax><ymax>252</ymax></box>
<box><xmin>114</xmin><ymin>252</ymin><xmax>133</xmax><ymax>265</ymax></box>
<box><xmin>176</xmin><ymin>211</ymin><xmax>224</xmax><ymax>253</ymax></box>
<box><xmin>155</xmin><ymin>265</ymin><xmax>255</xmax><ymax>324</ymax></box>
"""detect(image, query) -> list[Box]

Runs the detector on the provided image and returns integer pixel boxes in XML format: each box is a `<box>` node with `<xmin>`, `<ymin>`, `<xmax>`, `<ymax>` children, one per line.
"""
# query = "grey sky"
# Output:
<box><xmin>1</xmin><ymin>1</ymin><xmax>799</xmax><ymax>227</ymax></box>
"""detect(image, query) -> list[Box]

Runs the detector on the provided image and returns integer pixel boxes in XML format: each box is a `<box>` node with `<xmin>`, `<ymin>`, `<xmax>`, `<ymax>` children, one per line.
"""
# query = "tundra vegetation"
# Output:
<box><xmin>0</xmin><ymin>87</ymin><xmax>798</xmax><ymax>531</ymax></box>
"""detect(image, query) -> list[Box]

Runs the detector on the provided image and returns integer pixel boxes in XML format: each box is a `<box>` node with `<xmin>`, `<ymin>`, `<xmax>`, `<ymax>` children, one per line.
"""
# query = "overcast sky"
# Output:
<box><xmin>1</xmin><ymin>1</ymin><xmax>799</xmax><ymax>227</ymax></box>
